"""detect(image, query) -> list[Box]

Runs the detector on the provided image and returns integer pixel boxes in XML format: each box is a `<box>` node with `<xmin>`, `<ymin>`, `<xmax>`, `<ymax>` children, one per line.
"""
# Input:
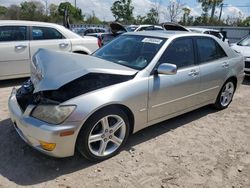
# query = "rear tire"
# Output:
<box><xmin>214</xmin><ymin>80</ymin><xmax>235</xmax><ymax>110</ymax></box>
<box><xmin>76</xmin><ymin>107</ymin><xmax>130</xmax><ymax>161</ymax></box>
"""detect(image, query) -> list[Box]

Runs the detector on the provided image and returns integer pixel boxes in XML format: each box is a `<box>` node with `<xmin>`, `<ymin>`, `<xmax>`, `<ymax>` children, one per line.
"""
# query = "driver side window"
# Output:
<box><xmin>158</xmin><ymin>38</ymin><xmax>195</xmax><ymax>69</ymax></box>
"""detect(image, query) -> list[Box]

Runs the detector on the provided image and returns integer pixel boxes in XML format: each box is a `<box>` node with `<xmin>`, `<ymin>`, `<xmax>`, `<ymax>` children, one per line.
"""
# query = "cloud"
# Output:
<box><xmin>0</xmin><ymin>0</ymin><xmax>248</xmax><ymax>22</ymax></box>
<box><xmin>222</xmin><ymin>5</ymin><xmax>246</xmax><ymax>19</ymax></box>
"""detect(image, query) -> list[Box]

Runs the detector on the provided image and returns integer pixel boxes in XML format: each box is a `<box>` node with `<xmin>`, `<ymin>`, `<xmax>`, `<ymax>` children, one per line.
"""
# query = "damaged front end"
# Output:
<box><xmin>16</xmin><ymin>73</ymin><xmax>135</xmax><ymax>113</ymax></box>
<box><xmin>15</xmin><ymin>49</ymin><xmax>137</xmax><ymax>124</ymax></box>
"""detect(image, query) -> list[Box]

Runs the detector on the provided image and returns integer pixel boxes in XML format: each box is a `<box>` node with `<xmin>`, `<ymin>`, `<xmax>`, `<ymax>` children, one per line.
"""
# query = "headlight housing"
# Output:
<box><xmin>31</xmin><ymin>105</ymin><xmax>76</xmax><ymax>124</ymax></box>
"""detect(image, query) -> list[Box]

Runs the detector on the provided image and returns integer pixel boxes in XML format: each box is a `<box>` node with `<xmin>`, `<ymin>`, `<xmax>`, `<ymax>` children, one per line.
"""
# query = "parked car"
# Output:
<box><xmin>72</xmin><ymin>27</ymin><xmax>107</xmax><ymax>36</ymax></box>
<box><xmin>0</xmin><ymin>20</ymin><xmax>98</xmax><ymax>80</ymax></box>
<box><xmin>86</xmin><ymin>22</ymin><xmax>127</xmax><ymax>47</ymax></box>
<box><xmin>9</xmin><ymin>31</ymin><xmax>244</xmax><ymax>161</ymax></box>
<box><xmin>230</xmin><ymin>35</ymin><xmax>250</xmax><ymax>76</ymax></box>
<box><xmin>88</xmin><ymin>22</ymin><xmax>165</xmax><ymax>47</ymax></box>
<box><xmin>126</xmin><ymin>24</ymin><xmax>164</xmax><ymax>32</ymax></box>
<box><xmin>188</xmin><ymin>27</ymin><xmax>229</xmax><ymax>43</ymax></box>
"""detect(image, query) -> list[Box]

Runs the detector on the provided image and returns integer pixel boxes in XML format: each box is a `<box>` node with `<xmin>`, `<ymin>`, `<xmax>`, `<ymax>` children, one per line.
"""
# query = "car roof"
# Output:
<box><xmin>122</xmin><ymin>30</ymin><xmax>207</xmax><ymax>39</ymax></box>
<box><xmin>0</xmin><ymin>20</ymin><xmax>64</xmax><ymax>27</ymax></box>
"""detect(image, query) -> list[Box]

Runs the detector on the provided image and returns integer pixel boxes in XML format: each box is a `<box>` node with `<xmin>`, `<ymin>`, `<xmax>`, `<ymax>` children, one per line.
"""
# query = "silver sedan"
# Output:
<box><xmin>8</xmin><ymin>31</ymin><xmax>245</xmax><ymax>161</ymax></box>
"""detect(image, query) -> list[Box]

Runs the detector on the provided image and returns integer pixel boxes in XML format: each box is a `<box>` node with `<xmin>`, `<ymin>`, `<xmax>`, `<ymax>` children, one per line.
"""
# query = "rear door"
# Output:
<box><xmin>0</xmin><ymin>25</ymin><xmax>30</xmax><ymax>79</ymax></box>
<box><xmin>29</xmin><ymin>26</ymin><xmax>71</xmax><ymax>58</ymax></box>
<box><xmin>195</xmin><ymin>37</ymin><xmax>229</xmax><ymax>103</ymax></box>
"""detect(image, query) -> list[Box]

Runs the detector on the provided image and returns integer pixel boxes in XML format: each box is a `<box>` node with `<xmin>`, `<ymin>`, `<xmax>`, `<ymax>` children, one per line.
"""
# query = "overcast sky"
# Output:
<box><xmin>0</xmin><ymin>0</ymin><xmax>249</xmax><ymax>22</ymax></box>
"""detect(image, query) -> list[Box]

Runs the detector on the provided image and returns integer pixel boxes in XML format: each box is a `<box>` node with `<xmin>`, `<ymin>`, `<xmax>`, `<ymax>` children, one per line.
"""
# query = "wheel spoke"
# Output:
<box><xmin>221</xmin><ymin>92</ymin><xmax>226</xmax><ymax>97</ymax></box>
<box><xmin>89</xmin><ymin>134</ymin><xmax>103</xmax><ymax>143</ymax></box>
<box><xmin>98</xmin><ymin>140</ymin><xmax>108</xmax><ymax>155</ymax></box>
<box><xmin>100</xmin><ymin>116</ymin><xmax>110</xmax><ymax>130</ymax></box>
<box><xmin>228</xmin><ymin>87</ymin><xmax>234</xmax><ymax>94</ymax></box>
<box><xmin>112</xmin><ymin>120</ymin><xmax>124</xmax><ymax>133</ymax></box>
<box><xmin>110</xmin><ymin>136</ymin><xmax>122</xmax><ymax>146</ymax></box>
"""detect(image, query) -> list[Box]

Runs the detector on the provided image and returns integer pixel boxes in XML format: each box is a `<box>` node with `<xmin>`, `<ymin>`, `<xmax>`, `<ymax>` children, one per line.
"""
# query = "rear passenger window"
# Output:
<box><xmin>158</xmin><ymin>38</ymin><xmax>195</xmax><ymax>69</ymax></box>
<box><xmin>32</xmin><ymin>26</ymin><xmax>64</xmax><ymax>40</ymax></box>
<box><xmin>196</xmin><ymin>37</ymin><xmax>227</xmax><ymax>63</ymax></box>
<box><xmin>0</xmin><ymin>26</ymin><xmax>27</xmax><ymax>42</ymax></box>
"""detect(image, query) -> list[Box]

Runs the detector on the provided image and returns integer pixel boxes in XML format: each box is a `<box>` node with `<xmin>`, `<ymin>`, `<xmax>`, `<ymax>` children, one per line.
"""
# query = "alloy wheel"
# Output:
<box><xmin>220</xmin><ymin>82</ymin><xmax>235</xmax><ymax>107</ymax></box>
<box><xmin>88</xmin><ymin>115</ymin><xmax>126</xmax><ymax>157</ymax></box>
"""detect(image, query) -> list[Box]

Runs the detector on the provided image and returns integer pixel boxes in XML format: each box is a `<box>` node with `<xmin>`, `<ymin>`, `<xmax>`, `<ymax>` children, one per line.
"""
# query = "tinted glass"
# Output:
<box><xmin>0</xmin><ymin>26</ymin><xmax>27</xmax><ymax>42</ymax></box>
<box><xmin>32</xmin><ymin>27</ymin><xmax>64</xmax><ymax>40</ymax></box>
<box><xmin>197</xmin><ymin>37</ymin><xmax>227</xmax><ymax>63</ymax></box>
<box><xmin>238</xmin><ymin>35</ymin><xmax>250</xmax><ymax>46</ymax></box>
<box><xmin>93</xmin><ymin>35</ymin><xmax>166</xmax><ymax>70</ymax></box>
<box><xmin>158</xmin><ymin>38</ymin><xmax>195</xmax><ymax>69</ymax></box>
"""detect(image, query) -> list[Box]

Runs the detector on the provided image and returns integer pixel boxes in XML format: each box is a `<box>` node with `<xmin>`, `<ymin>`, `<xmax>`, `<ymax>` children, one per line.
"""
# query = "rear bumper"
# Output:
<box><xmin>8</xmin><ymin>88</ymin><xmax>79</xmax><ymax>158</ymax></box>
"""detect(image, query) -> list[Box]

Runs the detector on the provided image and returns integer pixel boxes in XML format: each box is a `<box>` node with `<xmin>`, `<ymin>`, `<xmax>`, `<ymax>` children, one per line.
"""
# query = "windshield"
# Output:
<box><xmin>92</xmin><ymin>35</ymin><xmax>166</xmax><ymax>70</ymax></box>
<box><xmin>238</xmin><ymin>35</ymin><xmax>250</xmax><ymax>46</ymax></box>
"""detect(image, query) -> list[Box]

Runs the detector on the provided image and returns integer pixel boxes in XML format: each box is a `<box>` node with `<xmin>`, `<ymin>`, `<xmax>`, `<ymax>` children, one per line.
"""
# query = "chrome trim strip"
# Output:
<box><xmin>151</xmin><ymin>86</ymin><xmax>219</xmax><ymax>108</ymax></box>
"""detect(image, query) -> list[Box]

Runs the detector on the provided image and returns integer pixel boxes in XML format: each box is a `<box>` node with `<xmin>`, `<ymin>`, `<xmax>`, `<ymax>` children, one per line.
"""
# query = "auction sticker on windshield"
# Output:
<box><xmin>142</xmin><ymin>38</ymin><xmax>163</xmax><ymax>44</ymax></box>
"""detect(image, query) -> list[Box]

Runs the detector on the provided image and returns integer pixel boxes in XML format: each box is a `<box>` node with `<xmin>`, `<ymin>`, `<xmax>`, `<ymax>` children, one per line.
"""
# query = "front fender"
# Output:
<box><xmin>63</xmin><ymin>77</ymin><xmax>149</xmax><ymax>133</ymax></box>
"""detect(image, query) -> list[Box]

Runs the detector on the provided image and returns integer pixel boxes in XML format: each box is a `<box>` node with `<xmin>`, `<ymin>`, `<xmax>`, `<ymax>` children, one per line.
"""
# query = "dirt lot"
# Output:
<box><xmin>0</xmin><ymin>78</ymin><xmax>249</xmax><ymax>188</ymax></box>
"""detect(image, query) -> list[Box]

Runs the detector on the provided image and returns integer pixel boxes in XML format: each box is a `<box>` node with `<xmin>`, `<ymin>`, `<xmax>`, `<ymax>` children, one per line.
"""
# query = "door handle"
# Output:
<box><xmin>15</xmin><ymin>45</ymin><xmax>27</xmax><ymax>50</ymax></box>
<box><xmin>188</xmin><ymin>69</ymin><xmax>199</xmax><ymax>76</ymax></box>
<box><xmin>59</xmin><ymin>43</ymin><xmax>69</xmax><ymax>48</ymax></box>
<box><xmin>222</xmin><ymin>62</ymin><xmax>229</xmax><ymax>68</ymax></box>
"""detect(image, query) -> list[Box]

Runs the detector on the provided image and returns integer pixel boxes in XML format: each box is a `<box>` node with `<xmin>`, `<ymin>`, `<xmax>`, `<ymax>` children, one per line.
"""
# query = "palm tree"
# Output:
<box><xmin>197</xmin><ymin>0</ymin><xmax>223</xmax><ymax>21</ymax></box>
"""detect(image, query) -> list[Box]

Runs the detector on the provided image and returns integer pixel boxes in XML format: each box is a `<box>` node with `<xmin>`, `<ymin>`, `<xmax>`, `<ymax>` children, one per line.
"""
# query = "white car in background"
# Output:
<box><xmin>0</xmin><ymin>20</ymin><xmax>98</xmax><ymax>80</ymax></box>
<box><xmin>188</xmin><ymin>27</ymin><xmax>229</xmax><ymax>44</ymax></box>
<box><xmin>231</xmin><ymin>35</ymin><xmax>250</xmax><ymax>76</ymax></box>
<box><xmin>126</xmin><ymin>24</ymin><xmax>164</xmax><ymax>32</ymax></box>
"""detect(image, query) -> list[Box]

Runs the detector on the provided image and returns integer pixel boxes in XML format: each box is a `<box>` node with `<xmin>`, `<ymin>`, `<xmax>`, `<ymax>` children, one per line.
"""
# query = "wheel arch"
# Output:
<box><xmin>82</xmin><ymin>104</ymin><xmax>135</xmax><ymax>134</ymax></box>
<box><xmin>71</xmin><ymin>46</ymin><xmax>91</xmax><ymax>55</ymax></box>
<box><xmin>73</xmin><ymin>50</ymin><xmax>88</xmax><ymax>55</ymax></box>
<box><xmin>225</xmin><ymin>76</ymin><xmax>237</xmax><ymax>89</ymax></box>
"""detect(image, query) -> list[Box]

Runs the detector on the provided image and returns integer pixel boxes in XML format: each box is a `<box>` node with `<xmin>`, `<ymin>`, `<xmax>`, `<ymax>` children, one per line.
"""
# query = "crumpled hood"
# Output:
<box><xmin>31</xmin><ymin>49</ymin><xmax>137</xmax><ymax>93</ymax></box>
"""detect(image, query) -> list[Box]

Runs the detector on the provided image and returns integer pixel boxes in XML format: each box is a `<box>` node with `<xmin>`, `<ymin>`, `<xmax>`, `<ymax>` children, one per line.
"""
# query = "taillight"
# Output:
<box><xmin>97</xmin><ymin>36</ymin><xmax>102</xmax><ymax>47</ymax></box>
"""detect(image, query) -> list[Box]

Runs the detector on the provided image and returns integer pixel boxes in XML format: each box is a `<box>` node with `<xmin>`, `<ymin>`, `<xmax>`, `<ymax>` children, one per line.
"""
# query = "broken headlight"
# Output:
<box><xmin>31</xmin><ymin>105</ymin><xmax>76</xmax><ymax>124</ymax></box>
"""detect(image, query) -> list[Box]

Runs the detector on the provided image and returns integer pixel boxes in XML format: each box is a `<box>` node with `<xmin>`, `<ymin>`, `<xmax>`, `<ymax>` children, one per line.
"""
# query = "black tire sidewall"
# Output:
<box><xmin>76</xmin><ymin>107</ymin><xmax>130</xmax><ymax>161</ymax></box>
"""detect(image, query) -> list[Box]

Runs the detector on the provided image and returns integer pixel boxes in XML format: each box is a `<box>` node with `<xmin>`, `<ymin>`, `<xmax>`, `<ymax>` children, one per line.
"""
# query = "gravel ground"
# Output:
<box><xmin>0</xmin><ymin>78</ymin><xmax>249</xmax><ymax>188</ymax></box>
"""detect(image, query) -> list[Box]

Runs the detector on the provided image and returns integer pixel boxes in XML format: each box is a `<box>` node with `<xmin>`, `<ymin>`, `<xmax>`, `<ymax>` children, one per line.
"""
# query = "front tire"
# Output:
<box><xmin>76</xmin><ymin>107</ymin><xmax>130</xmax><ymax>161</ymax></box>
<box><xmin>214</xmin><ymin>80</ymin><xmax>235</xmax><ymax>110</ymax></box>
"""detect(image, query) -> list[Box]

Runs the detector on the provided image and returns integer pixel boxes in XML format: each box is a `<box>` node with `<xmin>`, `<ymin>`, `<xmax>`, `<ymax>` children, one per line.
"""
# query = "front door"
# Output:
<box><xmin>0</xmin><ymin>25</ymin><xmax>30</xmax><ymax>79</ymax></box>
<box><xmin>148</xmin><ymin>37</ymin><xmax>201</xmax><ymax>121</ymax></box>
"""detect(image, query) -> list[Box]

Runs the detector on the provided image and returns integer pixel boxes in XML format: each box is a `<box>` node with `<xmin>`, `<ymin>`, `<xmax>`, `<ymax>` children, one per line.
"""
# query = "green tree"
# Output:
<box><xmin>20</xmin><ymin>1</ymin><xmax>45</xmax><ymax>21</ymax></box>
<box><xmin>85</xmin><ymin>11</ymin><xmax>102</xmax><ymax>24</ymax></box>
<box><xmin>48</xmin><ymin>3</ymin><xmax>61</xmax><ymax>23</ymax></box>
<box><xmin>111</xmin><ymin>0</ymin><xmax>134</xmax><ymax>24</ymax></box>
<box><xmin>58</xmin><ymin>2</ymin><xmax>83</xmax><ymax>23</ymax></box>
<box><xmin>241</xmin><ymin>16</ymin><xmax>250</xmax><ymax>26</ymax></box>
<box><xmin>144</xmin><ymin>8</ymin><xmax>159</xmax><ymax>24</ymax></box>
<box><xmin>5</xmin><ymin>5</ymin><xmax>21</xmax><ymax>20</ymax></box>
<box><xmin>197</xmin><ymin>0</ymin><xmax>223</xmax><ymax>22</ymax></box>
<box><xmin>0</xmin><ymin>6</ymin><xmax>7</xmax><ymax>16</ymax></box>
<box><xmin>135</xmin><ymin>15</ymin><xmax>146</xmax><ymax>24</ymax></box>
<box><xmin>181</xmin><ymin>7</ymin><xmax>191</xmax><ymax>25</ymax></box>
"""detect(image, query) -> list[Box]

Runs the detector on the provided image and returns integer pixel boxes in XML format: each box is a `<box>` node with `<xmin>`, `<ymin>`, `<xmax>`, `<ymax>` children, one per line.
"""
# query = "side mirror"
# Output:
<box><xmin>157</xmin><ymin>63</ymin><xmax>177</xmax><ymax>75</ymax></box>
